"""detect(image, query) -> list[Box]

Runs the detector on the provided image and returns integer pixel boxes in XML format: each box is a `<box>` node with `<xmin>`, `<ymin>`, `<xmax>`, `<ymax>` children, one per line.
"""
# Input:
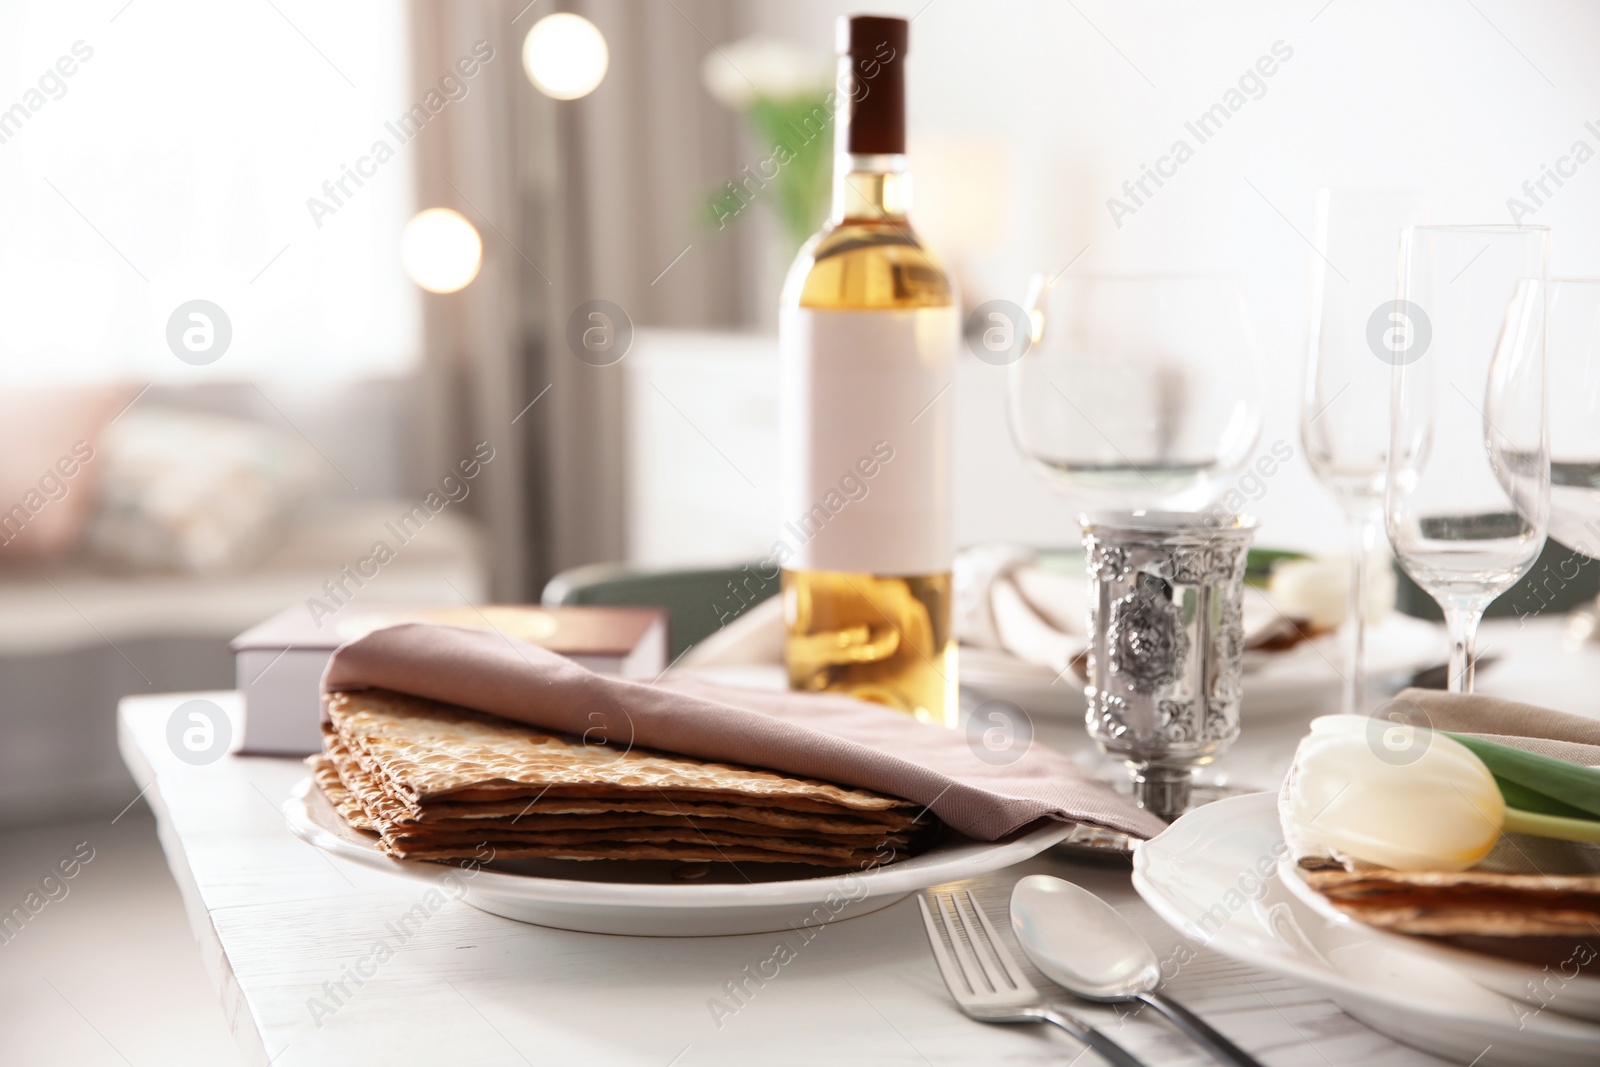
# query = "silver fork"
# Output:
<box><xmin>918</xmin><ymin>889</ymin><xmax>1148</xmax><ymax>1067</ymax></box>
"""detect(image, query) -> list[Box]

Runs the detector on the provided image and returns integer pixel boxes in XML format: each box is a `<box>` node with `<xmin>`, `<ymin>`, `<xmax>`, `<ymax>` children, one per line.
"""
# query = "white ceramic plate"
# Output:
<box><xmin>1133</xmin><ymin>792</ymin><xmax>1600</xmax><ymax>1067</ymax></box>
<box><xmin>1278</xmin><ymin>852</ymin><xmax>1600</xmax><ymax>1023</ymax></box>
<box><xmin>283</xmin><ymin>777</ymin><xmax>1071</xmax><ymax>937</ymax></box>
<box><xmin>961</xmin><ymin>614</ymin><xmax>1446</xmax><ymax>719</ymax></box>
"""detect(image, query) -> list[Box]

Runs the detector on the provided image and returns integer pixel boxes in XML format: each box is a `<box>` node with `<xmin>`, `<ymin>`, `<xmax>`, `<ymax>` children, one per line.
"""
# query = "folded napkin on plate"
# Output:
<box><xmin>323</xmin><ymin>622</ymin><xmax>1169</xmax><ymax>842</ymax></box>
<box><xmin>954</xmin><ymin>543</ymin><xmax>1308</xmax><ymax>675</ymax></box>
<box><xmin>954</xmin><ymin>544</ymin><xmax>1085</xmax><ymax>673</ymax></box>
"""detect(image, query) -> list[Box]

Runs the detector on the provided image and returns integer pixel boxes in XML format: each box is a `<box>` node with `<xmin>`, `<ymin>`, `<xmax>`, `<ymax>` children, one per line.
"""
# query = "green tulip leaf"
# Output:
<box><xmin>1445</xmin><ymin>732</ymin><xmax>1600</xmax><ymax>820</ymax></box>
<box><xmin>1492</xmin><ymin>774</ymin><xmax>1599</xmax><ymax>820</ymax></box>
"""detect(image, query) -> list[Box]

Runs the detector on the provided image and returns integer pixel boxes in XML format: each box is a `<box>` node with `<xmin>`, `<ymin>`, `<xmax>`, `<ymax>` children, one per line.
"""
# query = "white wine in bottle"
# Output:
<box><xmin>777</xmin><ymin>15</ymin><xmax>958</xmax><ymax>726</ymax></box>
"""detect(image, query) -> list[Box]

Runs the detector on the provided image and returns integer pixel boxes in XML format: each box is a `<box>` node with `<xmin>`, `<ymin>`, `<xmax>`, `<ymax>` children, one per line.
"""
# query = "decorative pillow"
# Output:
<box><xmin>0</xmin><ymin>385</ymin><xmax>131</xmax><ymax>562</ymax></box>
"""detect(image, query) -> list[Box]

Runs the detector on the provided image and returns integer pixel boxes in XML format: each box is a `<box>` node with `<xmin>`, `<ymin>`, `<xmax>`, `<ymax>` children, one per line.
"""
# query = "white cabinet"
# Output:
<box><xmin>624</xmin><ymin>330</ymin><xmax>781</xmax><ymax>567</ymax></box>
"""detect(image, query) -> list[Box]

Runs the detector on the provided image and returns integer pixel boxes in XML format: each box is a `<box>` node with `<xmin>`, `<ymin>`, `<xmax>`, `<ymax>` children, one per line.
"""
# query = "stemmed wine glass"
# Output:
<box><xmin>1009</xmin><ymin>273</ymin><xmax>1264</xmax><ymax>515</ymax></box>
<box><xmin>1301</xmin><ymin>189</ymin><xmax>1423</xmax><ymax>715</ymax></box>
<box><xmin>1007</xmin><ymin>273</ymin><xmax>1264</xmax><ymax>815</ymax></box>
<box><xmin>1545</xmin><ymin>281</ymin><xmax>1600</xmax><ymax>556</ymax></box>
<box><xmin>1386</xmin><ymin>225</ymin><xmax>1550</xmax><ymax>692</ymax></box>
<box><xmin>1541</xmin><ymin>280</ymin><xmax>1600</xmax><ymax>639</ymax></box>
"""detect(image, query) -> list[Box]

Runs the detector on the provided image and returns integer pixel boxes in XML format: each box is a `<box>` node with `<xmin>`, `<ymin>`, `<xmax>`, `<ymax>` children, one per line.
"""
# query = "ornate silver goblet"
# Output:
<box><xmin>1081</xmin><ymin>511</ymin><xmax>1259</xmax><ymax>821</ymax></box>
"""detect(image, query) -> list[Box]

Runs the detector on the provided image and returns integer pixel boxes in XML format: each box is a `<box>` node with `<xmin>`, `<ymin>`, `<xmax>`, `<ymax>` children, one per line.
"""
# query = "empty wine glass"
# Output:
<box><xmin>1545</xmin><ymin>280</ymin><xmax>1600</xmax><ymax>557</ymax></box>
<box><xmin>1301</xmin><ymin>189</ymin><xmax>1423</xmax><ymax>715</ymax></box>
<box><xmin>1540</xmin><ymin>280</ymin><xmax>1600</xmax><ymax>641</ymax></box>
<box><xmin>1010</xmin><ymin>273</ymin><xmax>1264</xmax><ymax>516</ymax></box>
<box><xmin>1386</xmin><ymin>225</ymin><xmax>1550</xmax><ymax>692</ymax></box>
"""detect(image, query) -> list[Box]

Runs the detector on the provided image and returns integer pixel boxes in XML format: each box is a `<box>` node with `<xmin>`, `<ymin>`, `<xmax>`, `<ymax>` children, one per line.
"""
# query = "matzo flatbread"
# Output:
<box><xmin>306</xmin><ymin>753</ymin><xmax>375</xmax><ymax>833</ymax></box>
<box><xmin>323</xmin><ymin>733</ymin><xmax>912</xmax><ymax>841</ymax></box>
<box><xmin>332</xmin><ymin>717</ymin><xmax>916</xmax><ymax>824</ymax></box>
<box><xmin>315</xmin><ymin>688</ymin><xmax>929</xmax><ymax>868</ymax></box>
<box><xmin>387</xmin><ymin>840</ymin><xmax>881</xmax><ymax>867</ymax></box>
<box><xmin>1300</xmin><ymin>862</ymin><xmax>1600</xmax><ymax>937</ymax></box>
<box><xmin>327</xmin><ymin>690</ymin><xmax>914</xmax><ymax>814</ymax></box>
<box><xmin>326</xmin><ymin>737</ymin><xmax>909</xmax><ymax>850</ymax></box>
<box><xmin>381</xmin><ymin>826</ymin><xmax>887</xmax><ymax>862</ymax></box>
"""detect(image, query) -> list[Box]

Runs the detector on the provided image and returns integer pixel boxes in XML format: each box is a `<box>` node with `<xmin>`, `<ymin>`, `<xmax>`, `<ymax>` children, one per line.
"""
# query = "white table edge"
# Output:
<box><xmin>119</xmin><ymin>696</ymin><xmax>276</xmax><ymax>1067</ymax></box>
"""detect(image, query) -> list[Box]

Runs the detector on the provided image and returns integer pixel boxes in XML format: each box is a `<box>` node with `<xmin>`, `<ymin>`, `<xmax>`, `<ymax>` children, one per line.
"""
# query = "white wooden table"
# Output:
<box><xmin>121</xmin><ymin>618</ymin><xmax>1600</xmax><ymax>1067</ymax></box>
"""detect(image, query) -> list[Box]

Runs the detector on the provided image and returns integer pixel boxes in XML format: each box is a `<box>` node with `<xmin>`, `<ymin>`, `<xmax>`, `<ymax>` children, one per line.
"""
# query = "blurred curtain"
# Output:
<box><xmin>407</xmin><ymin>0</ymin><xmax>749</xmax><ymax>599</ymax></box>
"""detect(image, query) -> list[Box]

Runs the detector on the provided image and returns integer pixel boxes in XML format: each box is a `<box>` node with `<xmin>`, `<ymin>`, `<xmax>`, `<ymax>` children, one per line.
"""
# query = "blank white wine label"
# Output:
<box><xmin>779</xmin><ymin>306</ymin><xmax>957</xmax><ymax>575</ymax></box>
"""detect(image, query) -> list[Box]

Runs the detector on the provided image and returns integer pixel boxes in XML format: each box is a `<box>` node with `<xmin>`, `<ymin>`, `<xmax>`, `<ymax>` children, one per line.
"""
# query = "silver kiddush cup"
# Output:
<box><xmin>1081</xmin><ymin>511</ymin><xmax>1259</xmax><ymax>821</ymax></box>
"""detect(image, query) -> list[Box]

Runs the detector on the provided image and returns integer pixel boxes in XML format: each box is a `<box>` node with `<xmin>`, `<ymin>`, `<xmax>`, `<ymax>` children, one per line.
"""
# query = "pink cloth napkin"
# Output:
<box><xmin>322</xmin><ymin>622</ymin><xmax>1168</xmax><ymax>841</ymax></box>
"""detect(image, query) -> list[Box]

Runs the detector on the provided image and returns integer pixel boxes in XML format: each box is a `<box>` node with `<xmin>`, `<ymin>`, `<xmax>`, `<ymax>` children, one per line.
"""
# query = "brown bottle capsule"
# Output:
<box><xmin>836</xmin><ymin>15</ymin><xmax>908</xmax><ymax>156</ymax></box>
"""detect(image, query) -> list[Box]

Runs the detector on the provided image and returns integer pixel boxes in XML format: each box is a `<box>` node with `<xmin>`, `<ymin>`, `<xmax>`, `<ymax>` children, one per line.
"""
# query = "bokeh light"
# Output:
<box><xmin>400</xmin><ymin>208</ymin><xmax>483</xmax><ymax>294</ymax></box>
<box><xmin>522</xmin><ymin>13</ymin><xmax>609</xmax><ymax>100</ymax></box>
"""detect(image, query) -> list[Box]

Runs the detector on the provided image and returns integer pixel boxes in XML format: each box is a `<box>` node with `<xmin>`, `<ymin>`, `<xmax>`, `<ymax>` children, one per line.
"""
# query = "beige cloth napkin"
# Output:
<box><xmin>1391</xmin><ymin>687</ymin><xmax>1600</xmax><ymax>767</ymax></box>
<box><xmin>322</xmin><ymin>622</ymin><xmax>1170</xmax><ymax>842</ymax></box>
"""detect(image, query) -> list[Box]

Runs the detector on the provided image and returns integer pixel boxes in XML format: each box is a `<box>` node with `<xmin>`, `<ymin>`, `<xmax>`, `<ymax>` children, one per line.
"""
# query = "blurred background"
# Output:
<box><xmin>2</xmin><ymin>1</ymin><xmax>1598</xmax><ymax>1055</ymax></box>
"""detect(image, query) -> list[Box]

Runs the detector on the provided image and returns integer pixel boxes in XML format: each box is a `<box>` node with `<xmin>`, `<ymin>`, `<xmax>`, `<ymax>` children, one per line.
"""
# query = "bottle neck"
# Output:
<box><xmin>832</xmin><ymin>153</ymin><xmax>912</xmax><ymax>223</ymax></box>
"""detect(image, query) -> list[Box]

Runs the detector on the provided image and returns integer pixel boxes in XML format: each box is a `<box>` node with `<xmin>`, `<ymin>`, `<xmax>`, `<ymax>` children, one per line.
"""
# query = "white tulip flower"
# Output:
<box><xmin>701</xmin><ymin>37</ymin><xmax>832</xmax><ymax>110</ymax></box>
<box><xmin>1284</xmin><ymin>714</ymin><xmax>1504</xmax><ymax>871</ymax></box>
<box><xmin>1268</xmin><ymin>556</ymin><xmax>1395</xmax><ymax>630</ymax></box>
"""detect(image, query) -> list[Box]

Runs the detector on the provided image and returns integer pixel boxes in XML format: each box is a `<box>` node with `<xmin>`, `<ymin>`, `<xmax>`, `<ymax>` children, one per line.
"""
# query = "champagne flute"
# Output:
<box><xmin>1386</xmin><ymin>225</ymin><xmax>1550</xmax><ymax>692</ymax></box>
<box><xmin>1010</xmin><ymin>273</ymin><xmax>1264</xmax><ymax>515</ymax></box>
<box><xmin>1301</xmin><ymin>189</ymin><xmax>1423</xmax><ymax>714</ymax></box>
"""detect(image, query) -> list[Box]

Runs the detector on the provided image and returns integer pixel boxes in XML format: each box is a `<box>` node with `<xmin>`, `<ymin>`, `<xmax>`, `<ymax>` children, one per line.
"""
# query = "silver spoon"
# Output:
<box><xmin>1010</xmin><ymin>875</ymin><xmax>1265</xmax><ymax>1067</ymax></box>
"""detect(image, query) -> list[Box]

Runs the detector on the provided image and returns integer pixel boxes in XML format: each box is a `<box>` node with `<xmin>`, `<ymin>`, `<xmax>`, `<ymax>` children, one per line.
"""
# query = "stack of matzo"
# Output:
<box><xmin>308</xmin><ymin>689</ymin><xmax>926</xmax><ymax>867</ymax></box>
<box><xmin>1298</xmin><ymin>861</ymin><xmax>1600</xmax><ymax>937</ymax></box>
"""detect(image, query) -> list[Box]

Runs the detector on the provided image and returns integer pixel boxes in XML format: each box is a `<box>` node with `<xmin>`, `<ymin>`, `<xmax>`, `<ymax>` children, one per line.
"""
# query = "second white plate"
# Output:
<box><xmin>1133</xmin><ymin>792</ymin><xmax>1600</xmax><ymax>1066</ymax></box>
<box><xmin>961</xmin><ymin>613</ymin><xmax>1446</xmax><ymax>719</ymax></box>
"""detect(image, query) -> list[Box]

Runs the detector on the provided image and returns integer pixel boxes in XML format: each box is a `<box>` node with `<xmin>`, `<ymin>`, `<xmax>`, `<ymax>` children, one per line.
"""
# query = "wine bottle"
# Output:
<box><xmin>777</xmin><ymin>14</ymin><xmax>958</xmax><ymax>726</ymax></box>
